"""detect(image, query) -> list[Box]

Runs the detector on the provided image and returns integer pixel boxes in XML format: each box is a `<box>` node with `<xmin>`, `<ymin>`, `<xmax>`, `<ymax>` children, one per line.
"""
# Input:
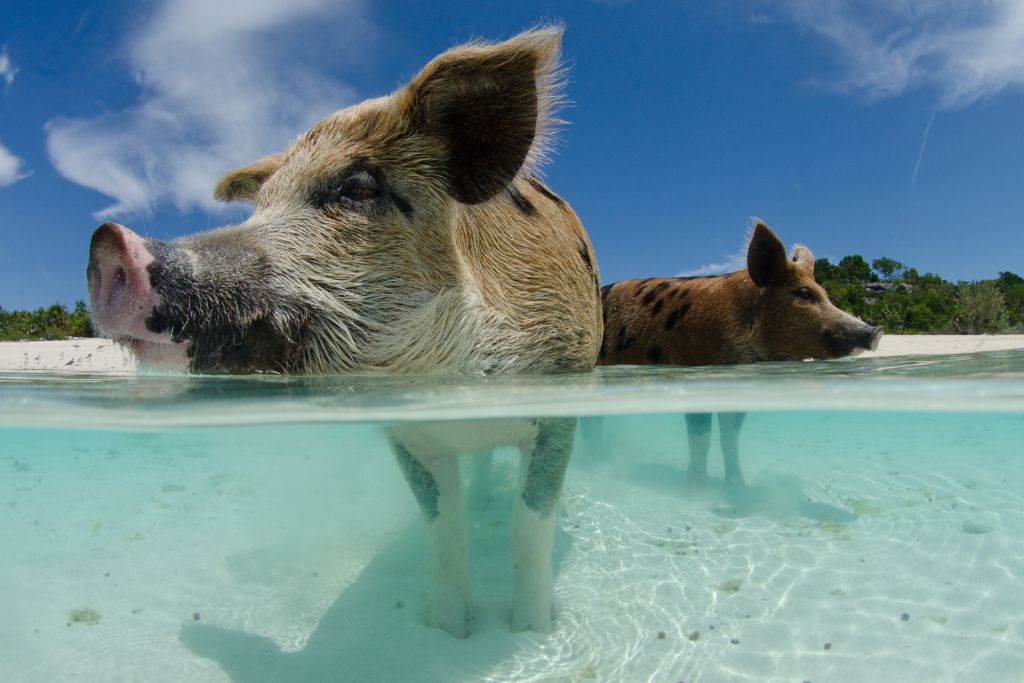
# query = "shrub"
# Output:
<box><xmin>954</xmin><ymin>282</ymin><xmax>1009</xmax><ymax>334</ymax></box>
<box><xmin>0</xmin><ymin>301</ymin><xmax>95</xmax><ymax>341</ymax></box>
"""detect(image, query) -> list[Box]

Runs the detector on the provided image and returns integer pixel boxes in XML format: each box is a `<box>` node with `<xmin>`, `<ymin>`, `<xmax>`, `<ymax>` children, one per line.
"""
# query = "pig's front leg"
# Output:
<box><xmin>390</xmin><ymin>436</ymin><xmax>469</xmax><ymax>638</ymax></box>
<box><xmin>685</xmin><ymin>413</ymin><xmax>713</xmax><ymax>487</ymax></box>
<box><xmin>718</xmin><ymin>412</ymin><xmax>747</xmax><ymax>487</ymax></box>
<box><xmin>511</xmin><ymin>417</ymin><xmax>575</xmax><ymax>633</ymax></box>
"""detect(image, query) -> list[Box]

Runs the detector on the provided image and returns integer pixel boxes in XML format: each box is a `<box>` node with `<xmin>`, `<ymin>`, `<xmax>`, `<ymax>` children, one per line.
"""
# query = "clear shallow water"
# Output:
<box><xmin>1</xmin><ymin>350</ymin><xmax>1023</xmax><ymax>682</ymax></box>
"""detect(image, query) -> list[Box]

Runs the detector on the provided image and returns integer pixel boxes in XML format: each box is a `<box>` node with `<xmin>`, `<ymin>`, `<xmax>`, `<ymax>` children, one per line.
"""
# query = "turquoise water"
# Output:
<box><xmin>1</xmin><ymin>351</ymin><xmax>1023</xmax><ymax>682</ymax></box>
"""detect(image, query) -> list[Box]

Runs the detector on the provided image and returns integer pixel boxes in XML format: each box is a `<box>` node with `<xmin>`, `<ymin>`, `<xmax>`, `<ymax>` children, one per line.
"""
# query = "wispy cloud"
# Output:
<box><xmin>46</xmin><ymin>0</ymin><xmax>371</xmax><ymax>219</ymax></box>
<box><xmin>0</xmin><ymin>46</ymin><xmax>17</xmax><ymax>91</ymax></box>
<box><xmin>769</xmin><ymin>0</ymin><xmax>1024</xmax><ymax>109</ymax></box>
<box><xmin>679</xmin><ymin>250</ymin><xmax>747</xmax><ymax>277</ymax></box>
<box><xmin>0</xmin><ymin>140</ymin><xmax>30</xmax><ymax>187</ymax></box>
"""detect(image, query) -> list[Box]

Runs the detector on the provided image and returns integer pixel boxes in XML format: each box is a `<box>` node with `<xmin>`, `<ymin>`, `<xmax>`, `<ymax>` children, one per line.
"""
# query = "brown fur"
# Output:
<box><xmin>599</xmin><ymin>221</ymin><xmax>876</xmax><ymax>367</ymax></box>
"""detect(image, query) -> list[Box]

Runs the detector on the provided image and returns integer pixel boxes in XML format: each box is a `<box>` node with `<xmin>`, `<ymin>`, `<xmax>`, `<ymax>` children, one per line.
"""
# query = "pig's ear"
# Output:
<box><xmin>397</xmin><ymin>26</ymin><xmax>563</xmax><ymax>204</ymax></box>
<box><xmin>791</xmin><ymin>244</ymin><xmax>815</xmax><ymax>273</ymax></box>
<box><xmin>214</xmin><ymin>152</ymin><xmax>287</xmax><ymax>203</ymax></box>
<box><xmin>747</xmin><ymin>221</ymin><xmax>788</xmax><ymax>286</ymax></box>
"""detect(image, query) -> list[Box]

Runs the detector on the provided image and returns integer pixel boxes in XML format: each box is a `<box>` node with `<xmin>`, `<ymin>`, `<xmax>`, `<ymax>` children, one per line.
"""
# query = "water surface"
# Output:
<box><xmin>1</xmin><ymin>351</ymin><xmax>1022</xmax><ymax>682</ymax></box>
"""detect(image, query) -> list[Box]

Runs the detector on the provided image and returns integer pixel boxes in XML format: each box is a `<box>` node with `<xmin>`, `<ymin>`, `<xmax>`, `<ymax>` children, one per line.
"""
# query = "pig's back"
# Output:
<box><xmin>599</xmin><ymin>275</ymin><xmax>756</xmax><ymax>367</ymax></box>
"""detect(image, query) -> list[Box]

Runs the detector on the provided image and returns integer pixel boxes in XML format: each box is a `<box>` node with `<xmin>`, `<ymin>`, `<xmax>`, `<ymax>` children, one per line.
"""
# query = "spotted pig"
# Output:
<box><xmin>597</xmin><ymin>221</ymin><xmax>881</xmax><ymax>486</ymax></box>
<box><xmin>86</xmin><ymin>27</ymin><xmax>601</xmax><ymax>637</ymax></box>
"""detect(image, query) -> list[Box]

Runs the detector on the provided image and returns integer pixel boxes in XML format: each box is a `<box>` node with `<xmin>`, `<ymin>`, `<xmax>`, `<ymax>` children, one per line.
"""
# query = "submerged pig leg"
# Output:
<box><xmin>719</xmin><ymin>412</ymin><xmax>747</xmax><ymax>486</ymax></box>
<box><xmin>391</xmin><ymin>437</ymin><xmax>469</xmax><ymax>638</ymax></box>
<box><xmin>467</xmin><ymin>450</ymin><xmax>494</xmax><ymax>511</ymax></box>
<box><xmin>511</xmin><ymin>417</ymin><xmax>575</xmax><ymax>632</ymax></box>
<box><xmin>685</xmin><ymin>412</ymin><xmax>713</xmax><ymax>487</ymax></box>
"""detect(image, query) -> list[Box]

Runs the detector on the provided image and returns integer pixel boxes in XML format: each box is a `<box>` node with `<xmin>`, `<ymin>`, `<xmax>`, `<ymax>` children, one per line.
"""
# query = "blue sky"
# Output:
<box><xmin>2</xmin><ymin>0</ymin><xmax>1023</xmax><ymax>310</ymax></box>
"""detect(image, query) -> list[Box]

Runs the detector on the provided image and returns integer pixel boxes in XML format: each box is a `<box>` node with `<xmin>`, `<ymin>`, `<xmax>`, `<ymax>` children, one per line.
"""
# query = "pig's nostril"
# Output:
<box><xmin>108</xmin><ymin>266</ymin><xmax>128</xmax><ymax>308</ymax></box>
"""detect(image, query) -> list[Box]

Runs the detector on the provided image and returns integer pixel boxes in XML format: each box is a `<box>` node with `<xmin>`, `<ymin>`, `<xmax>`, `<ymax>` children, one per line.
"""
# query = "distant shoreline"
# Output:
<box><xmin>2</xmin><ymin>335</ymin><xmax>1023</xmax><ymax>373</ymax></box>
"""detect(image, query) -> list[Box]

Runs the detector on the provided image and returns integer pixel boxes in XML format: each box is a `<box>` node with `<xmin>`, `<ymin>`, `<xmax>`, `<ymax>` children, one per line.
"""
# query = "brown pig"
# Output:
<box><xmin>597</xmin><ymin>221</ymin><xmax>881</xmax><ymax>486</ymax></box>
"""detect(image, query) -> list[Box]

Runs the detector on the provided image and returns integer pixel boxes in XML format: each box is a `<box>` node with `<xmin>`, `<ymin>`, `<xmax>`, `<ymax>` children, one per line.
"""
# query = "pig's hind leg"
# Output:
<box><xmin>467</xmin><ymin>450</ymin><xmax>494</xmax><ymax>511</ymax></box>
<box><xmin>511</xmin><ymin>417</ymin><xmax>575</xmax><ymax>633</ymax></box>
<box><xmin>718</xmin><ymin>412</ymin><xmax>747</xmax><ymax>487</ymax></box>
<box><xmin>390</xmin><ymin>436</ymin><xmax>470</xmax><ymax>638</ymax></box>
<box><xmin>685</xmin><ymin>413</ymin><xmax>713</xmax><ymax>487</ymax></box>
<box><xmin>578</xmin><ymin>416</ymin><xmax>613</xmax><ymax>462</ymax></box>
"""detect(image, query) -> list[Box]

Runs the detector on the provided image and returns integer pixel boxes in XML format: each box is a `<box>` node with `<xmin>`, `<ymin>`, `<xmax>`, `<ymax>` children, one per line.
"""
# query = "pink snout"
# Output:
<box><xmin>87</xmin><ymin>223</ymin><xmax>188</xmax><ymax>370</ymax></box>
<box><xmin>87</xmin><ymin>222</ymin><xmax>162</xmax><ymax>341</ymax></box>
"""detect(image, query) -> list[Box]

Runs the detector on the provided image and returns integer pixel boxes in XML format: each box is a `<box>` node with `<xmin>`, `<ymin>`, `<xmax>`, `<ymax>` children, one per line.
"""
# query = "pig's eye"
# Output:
<box><xmin>794</xmin><ymin>287</ymin><xmax>817</xmax><ymax>302</ymax></box>
<box><xmin>336</xmin><ymin>171</ymin><xmax>382</xmax><ymax>202</ymax></box>
<box><xmin>320</xmin><ymin>171</ymin><xmax>382</xmax><ymax>206</ymax></box>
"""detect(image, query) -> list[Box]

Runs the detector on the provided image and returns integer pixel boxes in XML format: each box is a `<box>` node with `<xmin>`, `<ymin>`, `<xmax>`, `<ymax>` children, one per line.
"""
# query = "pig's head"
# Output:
<box><xmin>746</xmin><ymin>222</ymin><xmax>882</xmax><ymax>360</ymax></box>
<box><xmin>87</xmin><ymin>28</ymin><xmax>565</xmax><ymax>373</ymax></box>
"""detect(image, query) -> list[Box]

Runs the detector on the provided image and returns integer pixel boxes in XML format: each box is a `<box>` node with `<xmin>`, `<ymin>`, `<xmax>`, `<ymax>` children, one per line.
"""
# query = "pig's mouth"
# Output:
<box><xmin>115</xmin><ymin>335</ymin><xmax>190</xmax><ymax>371</ymax></box>
<box><xmin>824</xmin><ymin>325</ymin><xmax>883</xmax><ymax>358</ymax></box>
<box><xmin>862</xmin><ymin>325</ymin><xmax>883</xmax><ymax>352</ymax></box>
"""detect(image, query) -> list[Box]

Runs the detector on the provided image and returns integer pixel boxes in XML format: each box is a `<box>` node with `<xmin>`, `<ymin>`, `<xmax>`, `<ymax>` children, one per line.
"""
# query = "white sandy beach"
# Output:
<box><xmin>2</xmin><ymin>335</ymin><xmax>1023</xmax><ymax>372</ymax></box>
<box><xmin>0</xmin><ymin>338</ymin><xmax>137</xmax><ymax>372</ymax></box>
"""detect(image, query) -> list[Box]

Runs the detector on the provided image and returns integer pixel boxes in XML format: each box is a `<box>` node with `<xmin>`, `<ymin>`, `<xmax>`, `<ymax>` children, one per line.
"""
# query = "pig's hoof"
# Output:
<box><xmin>511</xmin><ymin>596</ymin><xmax>555</xmax><ymax>633</ymax></box>
<box><xmin>725</xmin><ymin>474</ymin><xmax>746</xmax><ymax>488</ymax></box>
<box><xmin>430</xmin><ymin>600</ymin><xmax>469</xmax><ymax>638</ymax></box>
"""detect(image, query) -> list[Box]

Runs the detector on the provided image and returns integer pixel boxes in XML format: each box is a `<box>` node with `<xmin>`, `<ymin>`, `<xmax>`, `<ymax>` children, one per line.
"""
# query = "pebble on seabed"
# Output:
<box><xmin>901</xmin><ymin>612</ymin><xmax>910</xmax><ymax>621</ymax></box>
<box><xmin>824</xmin><ymin>642</ymin><xmax>832</xmax><ymax>650</ymax></box>
<box><xmin>67</xmin><ymin>608</ymin><xmax>101</xmax><ymax>626</ymax></box>
<box><xmin>688</xmin><ymin>631</ymin><xmax>700</xmax><ymax>641</ymax></box>
<box><xmin>192</xmin><ymin>612</ymin><xmax>200</xmax><ymax>621</ymax></box>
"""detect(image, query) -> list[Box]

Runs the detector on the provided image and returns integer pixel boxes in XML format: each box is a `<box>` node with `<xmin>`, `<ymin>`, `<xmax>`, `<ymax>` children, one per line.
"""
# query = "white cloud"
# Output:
<box><xmin>679</xmin><ymin>250</ymin><xmax>747</xmax><ymax>277</ymax></box>
<box><xmin>0</xmin><ymin>46</ymin><xmax>17</xmax><ymax>91</ymax></box>
<box><xmin>46</xmin><ymin>0</ymin><xmax>371</xmax><ymax>219</ymax></box>
<box><xmin>770</xmin><ymin>0</ymin><xmax>1024</xmax><ymax>108</ymax></box>
<box><xmin>0</xmin><ymin>140</ymin><xmax>30</xmax><ymax>187</ymax></box>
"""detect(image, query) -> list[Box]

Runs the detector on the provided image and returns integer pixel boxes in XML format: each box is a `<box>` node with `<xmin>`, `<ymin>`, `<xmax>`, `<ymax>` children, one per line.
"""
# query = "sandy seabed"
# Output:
<box><xmin>2</xmin><ymin>414</ymin><xmax>1022</xmax><ymax>682</ymax></box>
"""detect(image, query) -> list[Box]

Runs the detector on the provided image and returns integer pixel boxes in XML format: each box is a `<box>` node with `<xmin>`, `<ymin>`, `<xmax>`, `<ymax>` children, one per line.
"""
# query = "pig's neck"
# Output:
<box><xmin>693</xmin><ymin>271</ymin><xmax>769</xmax><ymax>364</ymax></box>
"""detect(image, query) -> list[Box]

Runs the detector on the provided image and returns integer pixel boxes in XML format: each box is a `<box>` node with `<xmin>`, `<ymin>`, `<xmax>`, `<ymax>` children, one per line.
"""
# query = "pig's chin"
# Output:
<box><xmin>120</xmin><ymin>337</ymin><xmax>190</xmax><ymax>372</ymax></box>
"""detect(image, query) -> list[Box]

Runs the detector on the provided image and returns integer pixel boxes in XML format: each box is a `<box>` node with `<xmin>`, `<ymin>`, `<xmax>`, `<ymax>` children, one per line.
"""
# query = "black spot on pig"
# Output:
<box><xmin>527</xmin><ymin>176</ymin><xmax>565</xmax><ymax>207</ymax></box>
<box><xmin>507</xmin><ymin>184</ymin><xmax>535</xmax><ymax>216</ymax></box>
<box><xmin>664</xmin><ymin>303</ymin><xmax>690</xmax><ymax>330</ymax></box>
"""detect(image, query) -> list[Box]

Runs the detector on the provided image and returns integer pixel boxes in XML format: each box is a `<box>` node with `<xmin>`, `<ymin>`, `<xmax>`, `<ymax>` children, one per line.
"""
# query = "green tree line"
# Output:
<box><xmin>2</xmin><ymin>260</ymin><xmax>1023</xmax><ymax>341</ymax></box>
<box><xmin>814</xmin><ymin>256</ymin><xmax>1024</xmax><ymax>334</ymax></box>
<box><xmin>0</xmin><ymin>301</ymin><xmax>93</xmax><ymax>341</ymax></box>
